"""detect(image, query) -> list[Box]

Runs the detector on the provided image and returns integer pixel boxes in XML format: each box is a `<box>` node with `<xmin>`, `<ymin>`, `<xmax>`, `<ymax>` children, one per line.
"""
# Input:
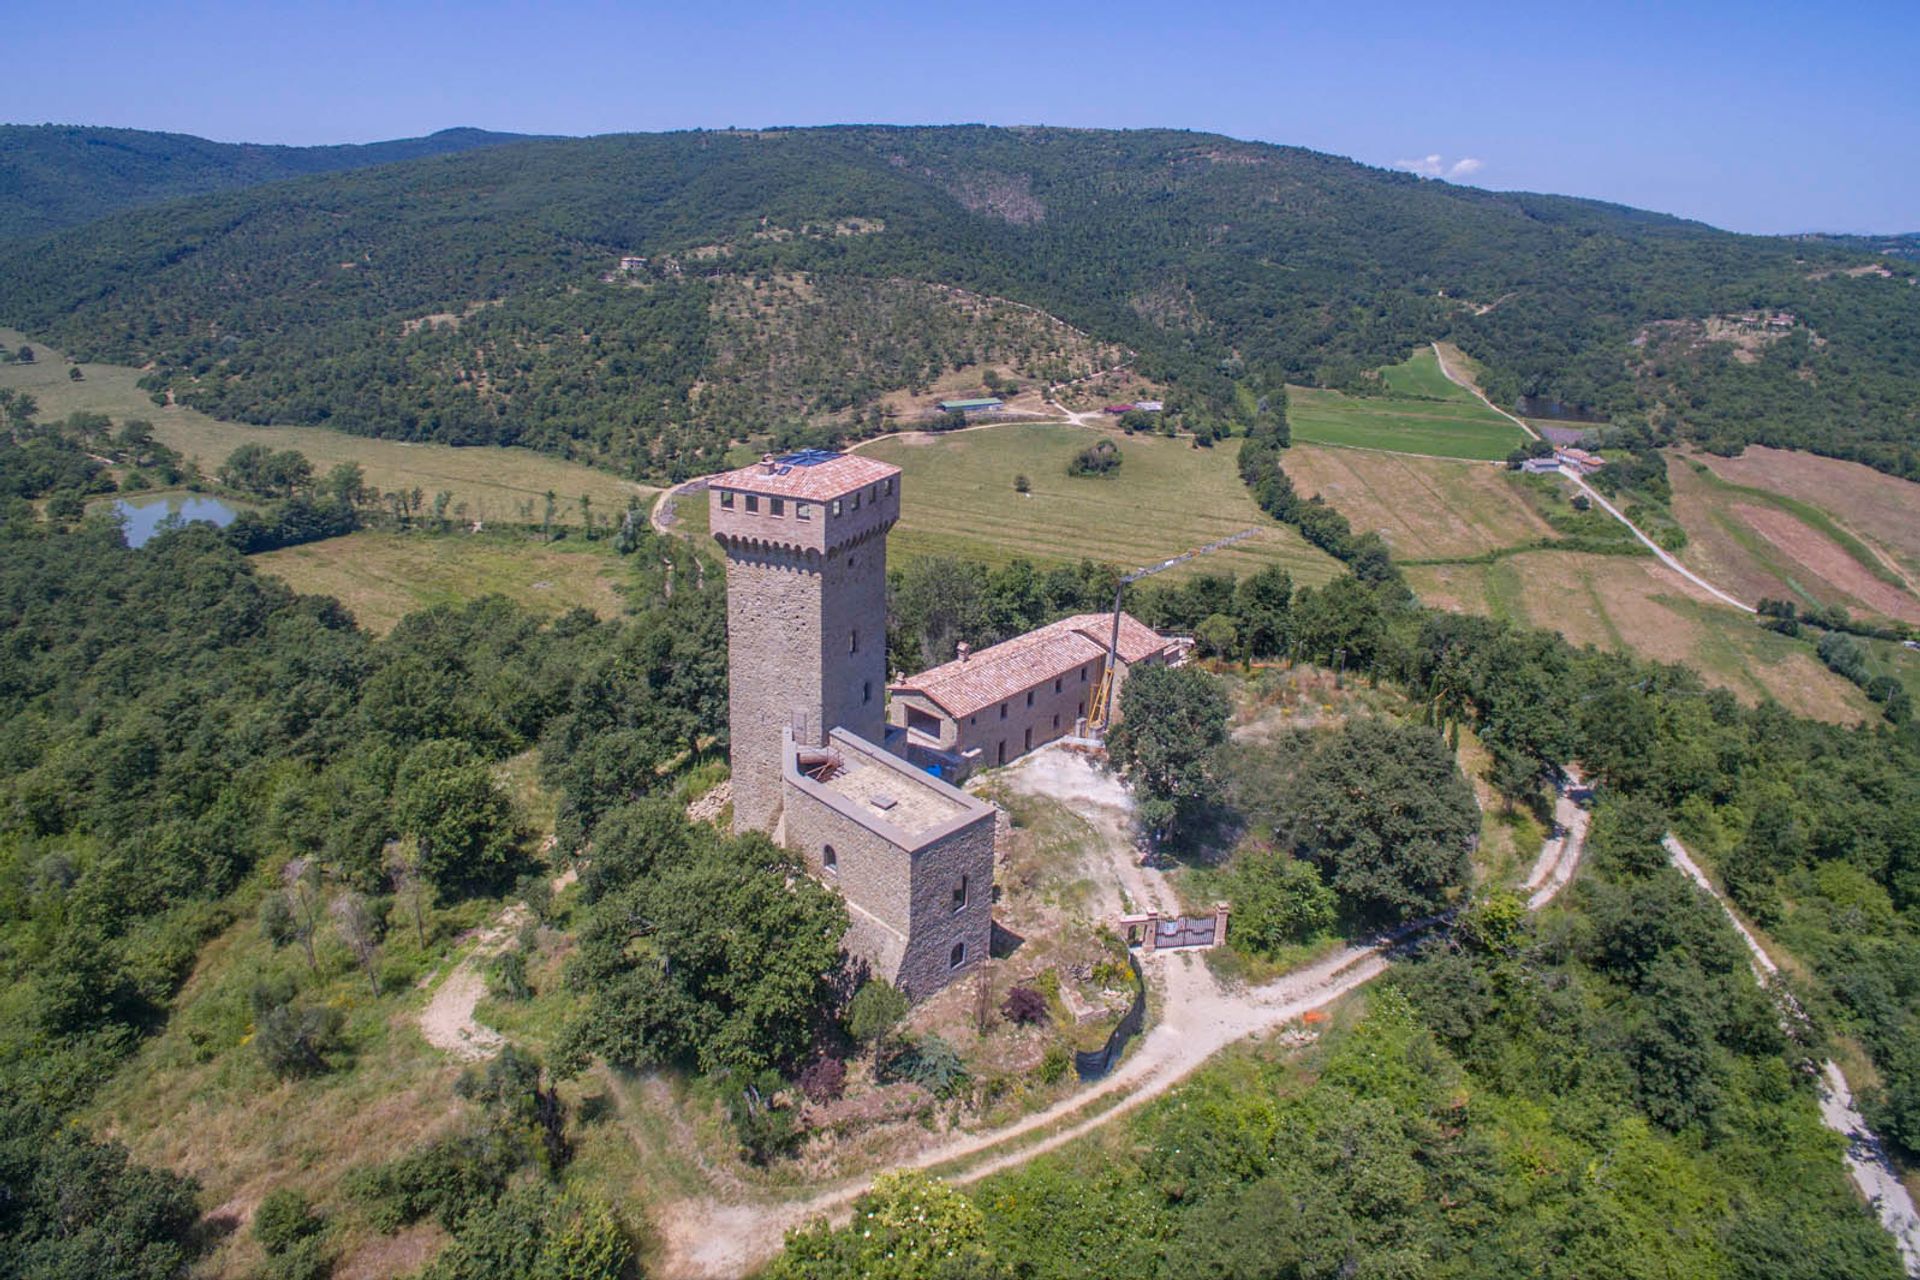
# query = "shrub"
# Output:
<box><xmin>1037</xmin><ymin>1043</ymin><xmax>1072</xmax><ymax>1084</ymax></box>
<box><xmin>847</xmin><ymin>980</ymin><xmax>908</xmax><ymax>1044</ymax></box>
<box><xmin>884</xmin><ymin>1034</ymin><xmax>969</xmax><ymax>1096</ymax></box>
<box><xmin>254</xmin><ymin>1188</ymin><xmax>323</xmax><ymax>1254</ymax></box>
<box><xmin>727</xmin><ymin>1070</ymin><xmax>798</xmax><ymax>1164</ymax></box>
<box><xmin>251</xmin><ymin>983</ymin><xmax>344</xmax><ymax>1079</ymax></box>
<box><xmin>1067</xmin><ymin>438</ymin><xmax>1122</xmax><ymax>477</ymax></box>
<box><xmin>1001</xmin><ymin>986</ymin><xmax>1048</xmax><ymax>1025</ymax></box>
<box><xmin>798</xmin><ymin>1056</ymin><xmax>847</xmax><ymax>1103</ymax></box>
<box><xmin>1013</xmin><ymin>474</ymin><xmax>1031</xmax><ymax>493</ymax></box>
<box><xmin>490</xmin><ymin>948</ymin><xmax>531</xmax><ymax>1002</ymax></box>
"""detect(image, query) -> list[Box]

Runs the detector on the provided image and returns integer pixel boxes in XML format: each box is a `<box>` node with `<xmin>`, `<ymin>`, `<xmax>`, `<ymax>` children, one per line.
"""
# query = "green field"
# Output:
<box><xmin>253</xmin><ymin>530</ymin><xmax>631</xmax><ymax>634</ymax></box>
<box><xmin>1288</xmin><ymin>349</ymin><xmax>1527</xmax><ymax>460</ymax></box>
<box><xmin>1378</xmin><ymin>345</ymin><xmax>1482</xmax><ymax>403</ymax></box>
<box><xmin>858</xmin><ymin>424</ymin><xmax>1341</xmax><ymax>582</ymax></box>
<box><xmin>0</xmin><ymin>329</ymin><xmax>653</xmax><ymax>528</ymax></box>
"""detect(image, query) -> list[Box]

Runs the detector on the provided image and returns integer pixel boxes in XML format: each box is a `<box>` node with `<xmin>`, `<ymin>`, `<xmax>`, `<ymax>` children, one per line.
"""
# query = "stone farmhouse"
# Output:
<box><xmin>889</xmin><ymin>613</ymin><xmax>1175</xmax><ymax>779</ymax></box>
<box><xmin>710</xmin><ymin>448</ymin><xmax>1172</xmax><ymax>999</ymax></box>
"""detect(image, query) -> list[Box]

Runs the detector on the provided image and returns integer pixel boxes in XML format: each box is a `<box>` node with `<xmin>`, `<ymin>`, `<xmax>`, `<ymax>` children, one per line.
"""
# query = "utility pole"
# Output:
<box><xmin>1091</xmin><ymin>528</ymin><xmax>1261</xmax><ymax>729</ymax></box>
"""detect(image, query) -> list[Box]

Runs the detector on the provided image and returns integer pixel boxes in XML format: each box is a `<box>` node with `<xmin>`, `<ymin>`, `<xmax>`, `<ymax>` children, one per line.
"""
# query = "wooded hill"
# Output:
<box><xmin>0</xmin><ymin>125</ymin><xmax>530</xmax><ymax>241</ymax></box>
<box><xmin>1</xmin><ymin>125</ymin><xmax>1915</xmax><ymax>480</ymax></box>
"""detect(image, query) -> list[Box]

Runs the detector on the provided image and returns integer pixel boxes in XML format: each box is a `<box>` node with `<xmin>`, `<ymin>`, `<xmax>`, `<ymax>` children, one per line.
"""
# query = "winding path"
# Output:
<box><xmin>1427</xmin><ymin>342</ymin><xmax>1754</xmax><ymax>613</ymax></box>
<box><xmin>653</xmin><ymin>753</ymin><xmax>1593</xmax><ymax>1279</ymax></box>
<box><xmin>1665</xmin><ymin>836</ymin><xmax>1920</xmax><ymax>1275</ymax></box>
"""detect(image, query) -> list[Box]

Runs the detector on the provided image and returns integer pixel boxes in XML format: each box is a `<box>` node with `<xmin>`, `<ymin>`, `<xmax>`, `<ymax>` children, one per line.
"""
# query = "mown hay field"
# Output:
<box><xmin>254</xmin><ymin>531</ymin><xmax>631</xmax><ymax>634</ymax></box>
<box><xmin>0</xmin><ymin>328</ymin><xmax>653</xmax><ymax>528</ymax></box>
<box><xmin>859</xmin><ymin>423</ymin><xmax>1342</xmax><ymax>583</ymax></box>
<box><xmin>1281</xmin><ymin>444</ymin><xmax>1555</xmax><ymax>560</ymax></box>
<box><xmin>1406</xmin><ymin>550</ymin><xmax>1875</xmax><ymax>724</ymax></box>
<box><xmin>1670</xmin><ymin>448</ymin><xmax>1920</xmax><ymax>623</ymax></box>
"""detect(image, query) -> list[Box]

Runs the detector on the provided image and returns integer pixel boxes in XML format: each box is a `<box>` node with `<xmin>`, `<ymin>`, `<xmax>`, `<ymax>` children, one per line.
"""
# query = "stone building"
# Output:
<box><xmin>888</xmin><ymin>612</ymin><xmax>1175</xmax><ymax>780</ymax></box>
<box><xmin>711</xmin><ymin>450</ymin><xmax>997</xmax><ymax>998</ymax></box>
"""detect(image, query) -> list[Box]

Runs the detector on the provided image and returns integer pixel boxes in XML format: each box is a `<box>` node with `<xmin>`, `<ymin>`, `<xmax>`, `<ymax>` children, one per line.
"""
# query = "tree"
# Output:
<box><xmin>560</xmin><ymin>826</ymin><xmax>847</xmax><ymax>1077</ymax></box>
<box><xmin>332</xmin><ymin>891</ymin><xmax>382</xmax><ymax>996</ymax></box>
<box><xmin>16</xmin><ymin>344</ymin><xmax>33</xmax><ymax>362</ymax></box>
<box><xmin>321</xmin><ymin>461</ymin><xmax>365</xmax><ymax>506</ymax></box>
<box><xmin>1194</xmin><ymin>612</ymin><xmax>1239</xmax><ymax>660</ymax></box>
<box><xmin>394</xmin><ymin>739</ymin><xmax>521</xmax><ymax>900</ymax></box>
<box><xmin>847</xmin><ymin>979</ymin><xmax>909</xmax><ymax>1044</ymax></box>
<box><xmin>1285</xmin><ymin>718</ymin><xmax>1477</xmax><ymax>926</ymax></box>
<box><xmin>68</xmin><ymin>366</ymin><xmax>83</xmax><ymax>381</ymax></box>
<box><xmin>1106</xmin><ymin>664</ymin><xmax>1231</xmax><ymax>841</ymax></box>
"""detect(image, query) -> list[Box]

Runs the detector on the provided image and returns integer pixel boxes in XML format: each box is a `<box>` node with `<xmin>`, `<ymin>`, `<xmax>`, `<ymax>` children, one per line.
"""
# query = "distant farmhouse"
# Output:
<box><xmin>709</xmin><ymin>449</ymin><xmax>1172</xmax><ymax>998</ymax></box>
<box><xmin>936</xmin><ymin>397</ymin><xmax>1003</xmax><ymax>415</ymax></box>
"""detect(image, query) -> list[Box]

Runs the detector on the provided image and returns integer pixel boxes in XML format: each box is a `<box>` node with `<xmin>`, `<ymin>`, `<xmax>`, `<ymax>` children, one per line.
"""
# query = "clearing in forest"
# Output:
<box><xmin>255</xmin><ymin>531</ymin><xmax>631</xmax><ymax>634</ymax></box>
<box><xmin>0</xmin><ymin>328</ymin><xmax>652</xmax><ymax>528</ymax></box>
<box><xmin>1281</xmin><ymin>444</ymin><xmax>1554</xmax><ymax>560</ymax></box>
<box><xmin>1286</xmin><ymin>348</ymin><xmax>1528</xmax><ymax>460</ymax></box>
<box><xmin>860</xmin><ymin>423</ymin><xmax>1342</xmax><ymax>582</ymax></box>
<box><xmin>1404</xmin><ymin>550</ymin><xmax>1876</xmax><ymax>724</ymax></box>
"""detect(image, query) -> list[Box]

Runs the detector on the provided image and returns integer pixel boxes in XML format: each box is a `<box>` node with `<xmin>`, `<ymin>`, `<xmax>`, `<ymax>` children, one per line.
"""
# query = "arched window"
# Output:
<box><xmin>822</xmin><ymin>845</ymin><xmax>837</xmax><ymax>873</ymax></box>
<box><xmin>949</xmin><ymin>940</ymin><xmax>967</xmax><ymax>970</ymax></box>
<box><xmin>952</xmin><ymin>875</ymin><xmax>968</xmax><ymax>912</ymax></box>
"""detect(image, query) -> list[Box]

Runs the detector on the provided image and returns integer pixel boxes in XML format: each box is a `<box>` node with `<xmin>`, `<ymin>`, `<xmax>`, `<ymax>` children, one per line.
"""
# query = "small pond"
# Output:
<box><xmin>114</xmin><ymin>494</ymin><xmax>239</xmax><ymax>548</ymax></box>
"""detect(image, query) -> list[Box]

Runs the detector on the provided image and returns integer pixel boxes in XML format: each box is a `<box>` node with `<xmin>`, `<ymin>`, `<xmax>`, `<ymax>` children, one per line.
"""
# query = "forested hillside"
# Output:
<box><xmin>2</xmin><ymin>126</ymin><xmax>1914</xmax><ymax>481</ymax></box>
<box><xmin>0</xmin><ymin>125</ymin><xmax>529</xmax><ymax>240</ymax></box>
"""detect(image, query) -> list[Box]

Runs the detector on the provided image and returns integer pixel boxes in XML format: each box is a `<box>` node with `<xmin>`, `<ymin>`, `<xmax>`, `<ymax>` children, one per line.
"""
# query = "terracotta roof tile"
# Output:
<box><xmin>890</xmin><ymin>613</ymin><xmax>1169</xmax><ymax>719</ymax></box>
<box><xmin>711</xmin><ymin>452</ymin><xmax>901</xmax><ymax>502</ymax></box>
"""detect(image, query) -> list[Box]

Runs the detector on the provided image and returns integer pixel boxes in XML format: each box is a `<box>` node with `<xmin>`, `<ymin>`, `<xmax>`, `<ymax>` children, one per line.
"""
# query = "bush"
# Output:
<box><xmin>727</xmin><ymin>1070</ymin><xmax>798</xmax><ymax>1165</ymax></box>
<box><xmin>1066</xmin><ymin>438</ymin><xmax>1122</xmax><ymax>477</ymax></box>
<box><xmin>798</xmin><ymin>1056</ymin><xmax>847</xmax><ymax>1104</ymax></box>
<box><xmin>254</xmin><ymin>1188</ymin><xmax>324</xmax><ymax>1254</ymax></box>
<box><xmin>251</xmin><ymin>982</ymin><xmax>344</xmax><ymax>1079</ymax></box>
<box><xmin>1037</xmin><ymin>1043</ymin><xmax>1072</xmax><ymax>1084</ymax></box>
<box><xmin>883</xmin><ymin>1034</ymin><xmax>969</xmax><ymax>1096</ymax></box>
<box><xmin>1013</xmin><ymin>474</ymin><xmax>1030</xmax><ymax>493</ymax></box>
<box><xmin>489</xmin><ymin>948</ymin><xmax>531</xmax><ymax>1002</ymax></box>
<box><xmin>1225</xmin><ymin>849</ymin><xmax>1337</xmax><ymax>957</ymax></box>
<box><xmin>847</xmin><ymin>980</ymin><xmax>908</xmax><ymax>1044</ymax></box>
<box><xmin>1001</xmin><ymin>986</ymin><xmax>1048</xmax><ymax>1025</ymax></box>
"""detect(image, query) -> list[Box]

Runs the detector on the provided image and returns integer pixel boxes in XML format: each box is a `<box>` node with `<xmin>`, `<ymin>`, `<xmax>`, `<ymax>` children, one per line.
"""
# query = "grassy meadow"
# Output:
<box><xmin>859</xmin><ymin>423</ymin><xmax>1343</xmax><ymax>583</ymax></box>
<box><xmin>1406</xmin><ymin>549</ymin><xmax>1875</xmax><ymax>723</ymax></box>
<box><xmin>1287</xmin><ymin>348</ymin><xmax>1528</xmax><ymax>460</ymax></box>
<box><xmin>254</xmin><ymin>531</ymin><xmax>632</xmax><ymax>634</ymax></box>
<box><xmin>0</xmin><ymin>329</ymin><xmax>654</xmax><ymax>528</ymax></box>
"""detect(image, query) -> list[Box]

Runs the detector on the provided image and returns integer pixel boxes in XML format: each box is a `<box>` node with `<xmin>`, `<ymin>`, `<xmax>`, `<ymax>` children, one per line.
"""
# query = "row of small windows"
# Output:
<box><xmin>718</xmin><ymin>478</ymin><xmax>893</xmax><ymax>519</ymax></box>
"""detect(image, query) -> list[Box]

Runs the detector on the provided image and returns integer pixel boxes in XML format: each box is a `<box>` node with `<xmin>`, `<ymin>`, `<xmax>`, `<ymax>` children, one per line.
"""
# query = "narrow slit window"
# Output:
<box><xmin>952</xmin><ymin>876</ymin><xmax>968</xmax><ymax>912</ymax></box>
<box><xmin>863</xmin><ymin>680</ymin><xmax>872</xmax><ymax>705</ymax></box>
<box><xmin>1026</xmin><ymin>690</ymin><xmax>1034</xmax><ymax>708</ymax></box>
<box><xmin>830</xmin><ymin>498</ymin><xmax>843</xmax><ymax>517</ymax></box>
<box><xmin>822</xmin><ymin>845</ymin><xmax>837</xmax><ymax>873</ymax></box>
<box><xmin>1054</xmin><ymin>677</ymin><xmax>1062</xmax><ymax>693</ymax></box>
<box><xmin>849</xmin><ymin>629</ymin><xmax>859</xmax><ymax>654</ymax></box>
<box><xmin>949</xmin><ymin>941</ymin><xmax>966</xmax><ymax>969</ymax></box>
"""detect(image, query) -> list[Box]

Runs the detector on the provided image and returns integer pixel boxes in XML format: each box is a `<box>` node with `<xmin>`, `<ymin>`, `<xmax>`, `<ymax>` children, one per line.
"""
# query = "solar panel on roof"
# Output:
<box><xmin>777</xmin><ymin>449</ymin><xmax>842</xmax><ymax>467</ymax></box>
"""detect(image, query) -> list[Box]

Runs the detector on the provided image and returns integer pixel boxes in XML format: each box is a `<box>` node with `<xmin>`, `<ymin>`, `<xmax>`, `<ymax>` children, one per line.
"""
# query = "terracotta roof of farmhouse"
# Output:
<box><xmin>891</xmin><ymin>613</ymin><xmax>1169</xmax><ymax>719</ymax></box>
<box><xmin>710</xmin><ymin>452</ymin><xmax>902</xmax><ymax>502</ymax></box>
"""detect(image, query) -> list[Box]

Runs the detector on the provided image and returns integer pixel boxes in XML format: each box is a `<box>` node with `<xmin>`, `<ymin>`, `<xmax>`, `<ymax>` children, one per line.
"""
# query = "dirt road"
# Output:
<box><xmin>1429</xmin><ymin>341</ymin><xmax>1539</xmax><ymax>442</ymax></box>
<box><xmin>1562</xmin><ymin>471</ymin><xmax>1755</xmax><ymax>613</ymax></box>
<box><xmin>418</xmin><ymin>867</ymin><xmax>574</xmax><ymax>1062</ymax></box>
<box><xmin>1667</xmin><ymin>836</ymin><xmax>1919</xmax><ymax>1275</ymax></box>
<box><xmin>655</xmin><ymin>748</ymin><xmax>1591</xmax><ymax>1278</ymax></box>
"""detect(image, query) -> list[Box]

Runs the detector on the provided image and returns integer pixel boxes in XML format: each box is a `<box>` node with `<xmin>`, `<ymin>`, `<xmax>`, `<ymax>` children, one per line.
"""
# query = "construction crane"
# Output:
<box><xmin>1088</xmin><ymin>527</ymin><xmax>1262</xmax><ymax>730</ymax></box>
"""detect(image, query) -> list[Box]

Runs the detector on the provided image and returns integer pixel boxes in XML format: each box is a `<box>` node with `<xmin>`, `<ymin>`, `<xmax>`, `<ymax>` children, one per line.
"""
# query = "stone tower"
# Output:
<box><xmin>709</xmin><ymin>451</ymin><xmax>902</xmax><ymax>833</ymax></box>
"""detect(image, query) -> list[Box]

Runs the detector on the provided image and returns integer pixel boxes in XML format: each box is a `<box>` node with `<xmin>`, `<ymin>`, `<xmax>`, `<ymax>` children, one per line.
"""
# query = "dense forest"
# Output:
<box><xmin>2</xmin><ymin>126</ymin><xmax>1915</xmax><ymax>480</ymax></box>
<box><xmin>0</xmin><ymin>125</ymin><xmax>529</xmax><ymax>241</ymax></box>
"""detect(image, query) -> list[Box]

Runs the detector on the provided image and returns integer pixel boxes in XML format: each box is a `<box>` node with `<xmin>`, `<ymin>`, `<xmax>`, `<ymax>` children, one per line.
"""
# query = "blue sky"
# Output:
<box><xmin>6</xmin><ymin>1</ymin><xmax>1914</xmax><ymax>234</ymax></box>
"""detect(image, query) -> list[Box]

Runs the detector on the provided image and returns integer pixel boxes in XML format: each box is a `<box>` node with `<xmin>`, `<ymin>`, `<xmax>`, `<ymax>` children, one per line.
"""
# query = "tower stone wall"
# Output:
<box><xmin>712</xmin><ymin>458</ymin><xmax>899</xmax><ymax>834</ymax></box>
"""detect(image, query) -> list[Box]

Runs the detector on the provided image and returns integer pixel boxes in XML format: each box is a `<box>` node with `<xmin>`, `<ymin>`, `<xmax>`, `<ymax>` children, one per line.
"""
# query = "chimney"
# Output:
<box><xmin>760</xmin><ymin>453</ymin><xmax>777</xmax><ymax>475</ymax></box>
<box><xmin>956</xmin><ymin>641</ymin><xmax>971</xmax><ymax>664</ymax></box>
